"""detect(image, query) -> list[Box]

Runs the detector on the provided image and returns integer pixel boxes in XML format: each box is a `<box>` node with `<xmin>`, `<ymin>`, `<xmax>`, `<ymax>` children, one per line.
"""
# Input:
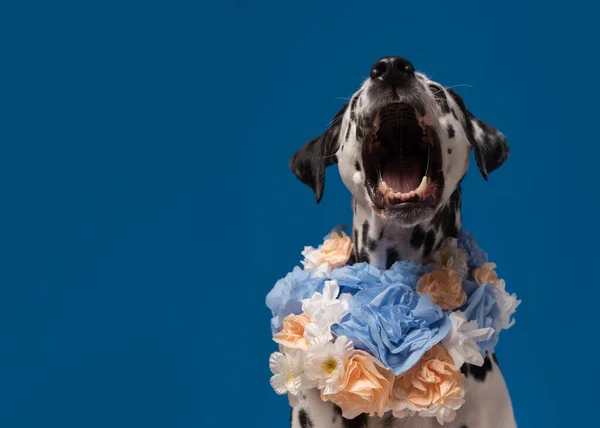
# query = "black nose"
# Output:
<box><xmin>370</xmin><ymin>56</ymin><xmax>415</xmax><ymax>86</ymax></box>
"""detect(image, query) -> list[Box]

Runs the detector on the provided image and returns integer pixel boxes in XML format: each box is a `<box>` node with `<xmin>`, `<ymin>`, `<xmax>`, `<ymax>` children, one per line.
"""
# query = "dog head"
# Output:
<box><xmin>290</xmin><ymin>56</ymin><xmax>509</xmax><ymax>227</ymax></box>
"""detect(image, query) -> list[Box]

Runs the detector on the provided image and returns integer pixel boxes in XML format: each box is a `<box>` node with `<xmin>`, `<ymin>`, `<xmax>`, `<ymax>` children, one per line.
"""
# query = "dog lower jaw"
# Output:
<box><xmin>371</xmin><ymin>202</ymin><xmax>436</xmax><ymax>228</ymax></box>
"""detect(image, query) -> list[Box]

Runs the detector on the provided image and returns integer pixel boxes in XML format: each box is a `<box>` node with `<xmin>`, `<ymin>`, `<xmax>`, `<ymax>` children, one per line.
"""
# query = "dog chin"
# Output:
<box><xmin>372</xmin><ymin>202</ymin><xmax>436</xmax><ymax>227</ymax></box>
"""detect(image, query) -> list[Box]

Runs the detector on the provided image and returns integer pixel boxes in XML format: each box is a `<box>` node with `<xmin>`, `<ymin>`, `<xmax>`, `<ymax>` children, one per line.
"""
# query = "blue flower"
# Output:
<box><xmin>331</xmin><ymin>262</ymin><xmax>383</xmax><ymax>294</ymax></box>
<box><xmin>332</xmin><ymin>284</ymin><xmax>450</xmax><ymax>376</ymax></box>
<box><xmin>382</xmin><ymin>260</ymin><xmax>433</xmax><ymax>288</ymax></box>
<box><xmin>460</xmin><ymin>280</ymin><xmax>501</xmax><ymax>352</ymax></box>
<box><xmin>458</xmin><ymin>231</ymin><xmax>488</xmax><ymax>268</ymax></box>
<box><xmin>332</xmin><ymin>261</ymin><xmax>432</xmax><ymax>295</ymax></box>
<box><xmin>266</xmin><ymin>267</ymin><xmax>326</xmax><ymax>335</ymax></box>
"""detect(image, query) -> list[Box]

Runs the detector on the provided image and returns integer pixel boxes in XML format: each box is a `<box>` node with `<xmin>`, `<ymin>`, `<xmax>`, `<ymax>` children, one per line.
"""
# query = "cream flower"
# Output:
<box><xmin>391</xmin><ymin>345</ymin><xmax>466</xmax><ymax>425</ymax></box>
<box><xmin>417</xmin><ymin>268</ymin><xmax>467</xmax><ymax>310</ymax></box>
<box><xmin>442</xmin><ymin>311</ymin><xmax>494</xmax><ymax>368</ymax></box>
<box><xmin>304</xmin><ymin>336</ymin><xmax>353</xmax><ymax>395</ymax></box>
<box><xmin>493</xmin><ymin>279</ymin><xmax>521</xmax><ymax>330</ymax></box>
<box><xmin>269</xmin><ymin>350</ymin><xmax>305</xmax><ymax>396</ymax></box>
<box><xmin>473</xmin><ymin>262</ymin><xmax>499</xmax><ymax>285</ymax></box>
<box><xmin>273</xmin><ymin>313</ymin><xmax>311</xmax><ymax>350</ymax></box>
<box><xmin>301</xmin><ymin>280</ymin><xmax>350</xmax><ymax>344</ymax></box>
<box><xmin>431</xmin><ymin>238</ymin><xmax>469</xmax><ymax>278</ymax></box>
<box><xmin>321</xmin><ymin>350</ymin><xmax>395</xmax><ymax>419</ymax></box>
<box><xmin>301</xmin><ymin>246</ymin><xmax>331</xmax><ymax>276</ymax></box>
<box><xmin>301</xmin><ymin>232</ymin><xmax>353</xmax><ymax>276</ymax></box>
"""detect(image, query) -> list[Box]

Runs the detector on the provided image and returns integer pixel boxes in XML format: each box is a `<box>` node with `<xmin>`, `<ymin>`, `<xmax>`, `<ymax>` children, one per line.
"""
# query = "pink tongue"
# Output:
<box><xmin>381</xmin><ymin>157</ymin><xmax>423</xmax><ymax>193</ymax></box>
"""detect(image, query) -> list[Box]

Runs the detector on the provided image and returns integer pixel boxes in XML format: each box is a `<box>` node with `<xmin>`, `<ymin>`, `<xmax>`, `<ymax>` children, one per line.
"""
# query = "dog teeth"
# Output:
<box><xmin>415</xmin><ymin>176</ymin><xmax>429</xmax><ymax>197</ymax></box>
<box><xmin>378</xmin><ymin>176</ymin><xmax>429</xmax><ymax>201</ymax></box>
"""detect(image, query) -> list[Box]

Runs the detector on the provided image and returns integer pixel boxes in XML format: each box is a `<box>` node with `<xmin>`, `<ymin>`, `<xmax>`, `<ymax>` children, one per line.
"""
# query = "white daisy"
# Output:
<box><xmin>301</xmin><ymin>280</ymin><xmax>350</xmax><ymax>344</ymax></box>
<box><xmin>304</xmin><ymin>336</ymin><xmax>353</xmax><ymax>395</ymax></box>
<box><xmin>442</xmin><ymin>311</ymin><xmax>494</xmax><ymax>368</ymax></box>
<box><xmin>269</xmin><ymin>350</ymin><xmax>304</xmax><ymax>396</ymax></box>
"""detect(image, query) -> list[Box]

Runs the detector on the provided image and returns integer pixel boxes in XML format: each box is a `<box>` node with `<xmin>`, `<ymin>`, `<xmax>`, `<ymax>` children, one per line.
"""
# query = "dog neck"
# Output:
<box><xmin>350</xmin><ymin>188</ymin><xmax>463</xmax><ymax>269</ymax></box>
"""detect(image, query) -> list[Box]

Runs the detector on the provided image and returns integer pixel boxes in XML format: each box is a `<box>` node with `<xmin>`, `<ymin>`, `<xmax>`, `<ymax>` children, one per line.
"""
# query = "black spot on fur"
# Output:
<box><xmin>378</xmin><ymin>228</ymin><xmax>385</xmax><ymax>240</ymax></box>
<box><xmin>386</xmin><ymin>248</ymin><xmax>398</xmax><ymax>269</ymax></box>
<box><xmin>368</xmin><ymin>239</ymin><xmax>377</xmax><ymax>252</ymax></box>
<box><xmin>492</xmin><ymin>353</ymin><xmax>500</xmax><ymax>367</ymax></box>
<box><xmin>452</xmin><ymin>109</ymin><xmax>458</xmax><ymax>120</ymax></box>
<box><xmin>353</xmin><ymin>229</ymin><xmax>359</xmax><ymax>259</ymax></box>
<box><xmin>350</xmin><ymin>111</ymin><xmax>356</xmax><ymax>121</ymax></box>
<box><xmin>428</xmin><ymin>188</ymin><xmax>461</xmax><ymax>241</ymax></box>
<box><xmin>447</xmin><ymin>124</ymin><xmax>455</xmax><ymax>138</ymax></box>
<box><xmin>461</xmin><ymin>364</ymin><xmax>468</xmax><ymax>376</ymax></box>
<box><xmin>444</xmin><ymin>207</ymin><xmax>458</xmax><ymax>238</ymax></box>
<box><xmin>461</xmin><ymin>425</ymin><xmax>469</xmax><ymax>428</ymax></box>
<box><xmin>444</xmin><ymin>188</ymin><xmax>461</xmax><ymax>238</ymax></box>
<box><xmin>355</xmin><ymin>126</ymin><xmax>364</xmax><ymax>140</ymax></box>
<box><xmin>381</xmin><ymin>413</ymin><xmax>397</xmax><ymax>428</ymax></box>
<box><xmin>410</xmin><ymin>225</ymin><xmax>425</xmax><ymax>248</ymax></box>
<box><xmin>355</xmin><ymin>161</ymin><xmax>361</xmax><ymax>171</ymax></box>
<box><xmin>361</xmin><ymin>221</ymin><xmax>370</xmax><ymax>247</ymax></box>
<box><xmin>448</xmin><ymin>148</ymin><xmax>452</xmax><ymax>154</ymax></box>
<box><xmin>298</xmin><ymin>409</ymin><xmax>313</xmax><ymax>428</ymax></box>
<box><xmin>347</xmin><ymin>252</ymin><xmax>356</xmax><ymax>265</ymax></box>
<box><xmin>423</xmin><ymin>230</ymin><xmax>435</xmax><ymax>257</ymax></box>
<box><xmin>358</xmin><ymin>250</ymin><xmax>370</xmax><ymax>264</ymax></box>
<box><xmin>345</xmin><ymin>124</ymin><xmax>351</xmax><ymax>141</ymax></box>
<box><xmin>465</xmin><ymin>356</ymin><xmax>493</xmax><ymax>382</ymax></box>
<box><xmin>343</xmin><ymin>414</ymin><xmax>368</xmax><ymax>428</ymax></box>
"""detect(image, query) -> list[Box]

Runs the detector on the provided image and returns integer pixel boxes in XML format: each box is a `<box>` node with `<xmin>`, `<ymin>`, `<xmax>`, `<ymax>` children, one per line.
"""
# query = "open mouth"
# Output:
<box><xmin>363</xmin><ymin>102</ymin><xmax>443</xmax><ymax>213</ymax></box>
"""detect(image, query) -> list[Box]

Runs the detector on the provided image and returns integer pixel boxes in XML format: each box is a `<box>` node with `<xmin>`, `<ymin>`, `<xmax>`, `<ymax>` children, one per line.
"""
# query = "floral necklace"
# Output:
<box><xmin>266</xmin><ymin>228</ymin><xmax>520</xmax><ymax>425</ymax></box>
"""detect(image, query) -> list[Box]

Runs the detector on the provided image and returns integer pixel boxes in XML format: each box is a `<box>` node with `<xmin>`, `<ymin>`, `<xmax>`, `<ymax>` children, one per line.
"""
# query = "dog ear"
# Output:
<box><xmin>447</xmin><ymin>89</ymin><xmax>509</xmax><ymax>180</ymax></box>
<box><xmin>290</xmin><ymin>104</ymin><xmax>348</xmax><ymax>203</ymax></box>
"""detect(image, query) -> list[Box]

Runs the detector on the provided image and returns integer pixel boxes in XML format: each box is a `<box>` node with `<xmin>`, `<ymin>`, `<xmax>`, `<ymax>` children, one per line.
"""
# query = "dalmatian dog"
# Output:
<box><xmin>288</xmin><ymin>56</ymin><xmax>516</xmax><ymax>428</ymax></box>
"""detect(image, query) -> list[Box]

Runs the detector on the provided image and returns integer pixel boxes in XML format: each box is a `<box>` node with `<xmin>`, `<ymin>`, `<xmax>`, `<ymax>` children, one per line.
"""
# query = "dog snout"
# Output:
<box><xmin>369</xmin><ymin>56</ymin><xmax>415</xmax><ymax>88</ymax></box>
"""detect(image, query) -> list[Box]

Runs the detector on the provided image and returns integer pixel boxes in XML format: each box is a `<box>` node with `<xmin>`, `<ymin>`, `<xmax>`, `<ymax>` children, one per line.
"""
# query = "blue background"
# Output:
<box><xmin>1</xmin><ymin>1</ymin><xmax>598</xmax><ymax>426</ymax></box>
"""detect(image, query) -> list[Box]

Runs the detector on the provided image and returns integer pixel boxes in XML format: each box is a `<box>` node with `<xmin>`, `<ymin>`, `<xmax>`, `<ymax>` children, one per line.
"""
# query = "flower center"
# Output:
<box><xmin>285</xmin><ymin>368</ymin><xmax>294</xmax><ymax>384</ymax></box>
<box><xmin>321</xmin><ymin>358</ymin><xmax>338</xmax><ymax>375</ymax></box>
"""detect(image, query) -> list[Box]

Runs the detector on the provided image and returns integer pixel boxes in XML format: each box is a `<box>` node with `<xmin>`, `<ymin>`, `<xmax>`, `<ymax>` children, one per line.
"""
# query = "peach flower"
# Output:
<box><xmin>391</xmin><ymin>345</ymin><xmax>466</xmax><ymax>424</ymax></box>
<box><xmin>417</xmin><ymin>268</ymin><xmax>467</xmax><ymax>310</ymax></box>
<box><xmin>320</xmin><ymin>231</ymin><xmax>353</xmax><ymax>267</ymax></box>
<box><xmin>321</xmin><ymin>350</ymin><xmax>394</xmax><ymax>419</ymax></box>
<box><xmin>473</xmin><ymin>262</ymin><xmax>500</xmax><ymax>285</ymax></box>
<box><xmin>302</xmin><ymin>232</ymin><xmax>353</xmax><ymax>275</ymax></box>
<box><xmin>273</xmin><ymin>313</ymin><xmax>311</xmax><ymax>350</ymax></box>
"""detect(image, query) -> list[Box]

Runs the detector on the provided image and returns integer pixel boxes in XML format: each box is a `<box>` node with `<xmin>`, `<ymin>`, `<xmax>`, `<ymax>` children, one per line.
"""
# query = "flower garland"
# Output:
<box><xmin>266</xmin><ymin>228</ymin><xmax>520</xmax><ymax>425</ymax></box>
